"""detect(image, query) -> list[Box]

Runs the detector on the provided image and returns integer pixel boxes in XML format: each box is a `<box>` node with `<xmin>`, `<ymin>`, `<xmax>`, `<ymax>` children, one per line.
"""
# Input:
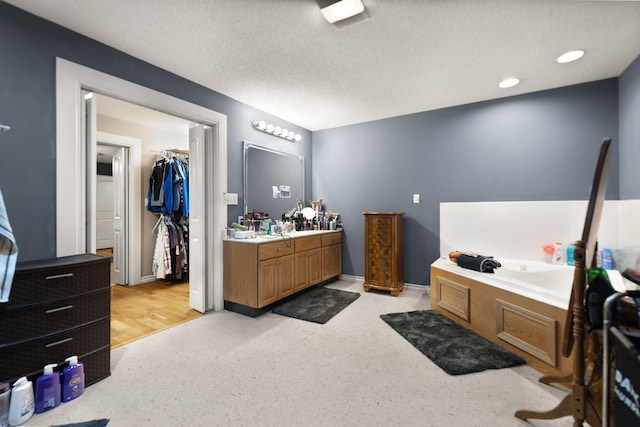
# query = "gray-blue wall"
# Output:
<box><xmin>1</xmin><ymin>4</ymin><xmax>637</xmax><ymax>287</ymax></box>
<box><xmin>312</xmin><ymin>80</ymin><xmax>620</xmax><ymax>285</ymax></box>
<box><xmin>620</xmin><ymin>55</ymin><xmax>640</xmax><ymax>199</ymax></box>
<box><xmin>0</xmin><ymin>4</ymin><xmax>311</xmax><ymax>261</ymax></box>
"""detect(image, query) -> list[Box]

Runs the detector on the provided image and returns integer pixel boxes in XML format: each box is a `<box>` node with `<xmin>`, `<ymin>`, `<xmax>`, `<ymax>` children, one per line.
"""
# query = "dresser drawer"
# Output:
<box><xmin>321</xmin><ymin>232</ymin><xmax>342</xmax><ymax>246</ymax></box>
<box><xmin>0</xmin><ymin>318</ymin><xmax>110</xmax><ymax>383</ymax></box>
<box><xmin>0</xmin><ymin>289</ymin><xmax>110</xmax><ymax>343</ymax></box>
<box><xmin>10</xmin><ymin>255</ymin><xmax>110</xmax><ymax>306</ymax></box>
<box><xmin>258</xmin><ymin>241</ymin><xmax>294</xmax><ymax>260</ymax></box>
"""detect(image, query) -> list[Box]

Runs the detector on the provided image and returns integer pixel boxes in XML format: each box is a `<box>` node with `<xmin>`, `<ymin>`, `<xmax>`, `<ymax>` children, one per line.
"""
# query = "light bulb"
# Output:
<box><xmin>266</xmin><ymin>124</ymin><xmax>274</xmax><ymax>133</ymax></box>
<box><xmin>258</xmin><ymin>120</ymin><xmax>267</xmax><ymax>130</ymax></box>
<box><xmin>274</xmin><ymin>126</ymin><xmax>282</xmax><ymax>135</ymax></box>
<box><xmin>294</xmin><ymin>134</ymin><xmax>301</xmax><ymax>142</ymax></box>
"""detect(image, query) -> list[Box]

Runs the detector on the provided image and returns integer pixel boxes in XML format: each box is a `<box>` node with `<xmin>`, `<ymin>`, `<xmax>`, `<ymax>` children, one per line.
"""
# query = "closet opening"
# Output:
<box><xmin>56</xmin><ymin>58</ymin><xmax>227</xmax><ymax>331</ymax></box>
<box><xmin>91</xmin><ymin>94</ymin><xmax>207</xmax><ymax>347</ymax></box>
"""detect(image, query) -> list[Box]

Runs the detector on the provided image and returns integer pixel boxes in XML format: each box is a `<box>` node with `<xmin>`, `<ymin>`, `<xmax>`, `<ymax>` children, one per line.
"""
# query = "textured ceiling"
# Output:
<box><xmin>7</xmin><ymin>0</ymin><xmax>640</xmax><ymax>131</ymax></box>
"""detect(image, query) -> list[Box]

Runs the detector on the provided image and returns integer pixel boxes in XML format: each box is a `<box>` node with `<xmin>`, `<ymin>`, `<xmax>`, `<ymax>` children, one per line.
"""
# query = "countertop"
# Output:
<box><xmin>224</xmin><ymin>229</ymin><xmax>342</xmax><ymax>244</ymax></box>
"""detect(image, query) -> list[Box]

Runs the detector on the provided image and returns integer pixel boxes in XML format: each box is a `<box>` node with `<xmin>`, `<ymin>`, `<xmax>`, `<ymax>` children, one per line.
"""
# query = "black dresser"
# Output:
<box><xmin>0</xmin><ymin>253</ymin><xmax>111</xmax><ymax>386</ymax></box>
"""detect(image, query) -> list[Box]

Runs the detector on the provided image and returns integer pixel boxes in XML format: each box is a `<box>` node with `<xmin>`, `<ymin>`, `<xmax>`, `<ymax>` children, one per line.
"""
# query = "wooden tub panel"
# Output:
<box><xmin>430</xmin><ymin>266</ymin><xmax>572</xmax><ymax>377</ymax></box>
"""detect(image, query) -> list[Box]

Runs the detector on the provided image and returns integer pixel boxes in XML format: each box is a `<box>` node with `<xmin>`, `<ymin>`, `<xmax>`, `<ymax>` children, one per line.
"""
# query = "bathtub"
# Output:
<box><xmin>432</xmin><ymin>257</ymin><xmax>627</xmax><ymax>309</ymax></box>
<box><xmin>429</xmin><ymin>257</ymin><xmax>627</xmax><ymax>376</ymax></box>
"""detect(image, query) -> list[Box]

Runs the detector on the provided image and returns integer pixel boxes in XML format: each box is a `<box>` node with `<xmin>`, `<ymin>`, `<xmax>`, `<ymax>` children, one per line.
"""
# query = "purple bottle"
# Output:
<box><xmin>62</xmin><ymin>356</ymin><xmax>85</xmax><ymax>402</ymax></box>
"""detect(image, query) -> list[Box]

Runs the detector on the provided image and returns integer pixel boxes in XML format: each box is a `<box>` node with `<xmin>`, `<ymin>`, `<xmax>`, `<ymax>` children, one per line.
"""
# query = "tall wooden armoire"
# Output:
<box><xmin>363</xmin><ymin>212</ymin><xmax>404</xmax><ymax>296</ymax></box>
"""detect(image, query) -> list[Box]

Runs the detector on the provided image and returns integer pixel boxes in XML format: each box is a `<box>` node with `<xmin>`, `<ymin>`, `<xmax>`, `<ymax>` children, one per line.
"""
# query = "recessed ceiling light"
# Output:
<box><xmin>557</xmin><ymin>50</ymin><xmax>585</xmax><ymax>64</ymax></box>
<box><xmin>321</xmin><ymin>0</ymin><xmax>365</xmax><ymax>24</ymax></box>
<box><xmin>498</xmin><ymin>78</ymin><xmax>520</xmax><ymax>89</ymax></box>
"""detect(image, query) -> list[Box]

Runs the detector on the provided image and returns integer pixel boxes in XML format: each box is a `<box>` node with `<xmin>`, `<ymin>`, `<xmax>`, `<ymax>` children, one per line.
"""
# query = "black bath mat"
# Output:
<box><xmin>272</xmin><ymin>286</ymin><xmax>360</xmax><ymax>324</ymax></box>
<box><xmin>380</xmin><ymin>310</ymin><xmax>525</xmax><ymax>375</ymax></box>
<box><xmin>55</xmin><ymin>419</ymin><xmax>110</xmax><ymax>427</ymax></box>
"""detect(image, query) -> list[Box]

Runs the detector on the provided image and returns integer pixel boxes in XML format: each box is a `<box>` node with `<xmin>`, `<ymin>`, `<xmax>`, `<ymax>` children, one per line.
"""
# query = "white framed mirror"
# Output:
<box><xmin>243</xmin><ymin>141</ymin><xmax>304</xmax><ymax>220</ymax></box>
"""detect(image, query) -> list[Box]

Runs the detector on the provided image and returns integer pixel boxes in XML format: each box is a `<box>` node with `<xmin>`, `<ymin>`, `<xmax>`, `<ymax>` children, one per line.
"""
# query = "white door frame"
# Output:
<box><xmin>96</xmin><ymin>132</ymin><xmax>142</xmax><ymax>286</ymax></box>
<box><xmin>56</xmin><ymin>58</ymin><xmax>227</xmax><ymax>312</ymax></box>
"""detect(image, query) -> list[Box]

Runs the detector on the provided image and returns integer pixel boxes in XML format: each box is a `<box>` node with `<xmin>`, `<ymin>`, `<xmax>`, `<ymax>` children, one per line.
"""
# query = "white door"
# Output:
<box><xmin>84</xmin><ymin>91</ymin><xmax>97</xmax><ymax>253</ymax></box>
<box><xmin>112</xmin><ymin>146</ymin><xmax>129</xmax><ymax>285</ymax></box>
<box><xmin>189</xmin><ymin>125</ymin><xmax>206</xmax><ymax>312</ymax></box>
<box><xmin>96</xmin><ymin>175</ymin><xmax>114</xmax><ymax>249</ymax></box>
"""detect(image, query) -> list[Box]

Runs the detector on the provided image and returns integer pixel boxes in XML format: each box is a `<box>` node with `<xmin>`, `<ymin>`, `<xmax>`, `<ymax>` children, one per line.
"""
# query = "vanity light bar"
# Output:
<box><xmin>252</xmin><ymin>120</ymin><xmax>301</xmax><ymax>142</ymax></box>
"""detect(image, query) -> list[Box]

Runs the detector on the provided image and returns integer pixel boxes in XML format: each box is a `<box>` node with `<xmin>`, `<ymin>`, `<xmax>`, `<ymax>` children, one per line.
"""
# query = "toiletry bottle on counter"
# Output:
<box><xmin>8</xmin><ymin>377</ymin><xmax>34</xmax><ymax>426</ymax></box>
<box><xmin>62</xmin><ymin>356</ymin><xmax>85</xmax><ymax>402</ymax></box>
<box><xmin>601</xmin><ymin>248</ymin><xmax>613</xmax><ymax>270</ymax></box>
<box><xmin>35</xmin><ymin>364</ymin><xmax>61</xmax><ymax>414</ymax></box>
<box><xmin>566</xmin><ymin>244</ymin><xmax>575</xmax><ymax>266</ymax></box>
<box><xmin>552</xmin><ymin>242</ymin><xmax>565</xmax><ymax>265</ymax></box>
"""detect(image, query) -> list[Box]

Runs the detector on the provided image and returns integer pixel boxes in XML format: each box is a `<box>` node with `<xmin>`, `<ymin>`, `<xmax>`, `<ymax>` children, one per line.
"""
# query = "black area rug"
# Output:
<box><xmin>55</xmin><ymin>419</ymin><xmax>110</xmax><ymax>427</ymax></box>
<box><xmin>272</xmin><ymin>286</ymin><xmax>360</xmax><ymax>324</ymax></box>
<box><xmin>380</xmin><ymin>310</ymin><xmax>525</xmax><ymax>375</ymax></box>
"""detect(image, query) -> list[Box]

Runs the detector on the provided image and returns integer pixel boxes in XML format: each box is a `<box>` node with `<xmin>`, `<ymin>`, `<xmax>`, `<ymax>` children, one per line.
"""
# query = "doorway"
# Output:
<box><xmin>55</xmin><ymin>58</ymin><xmax>227</xmax><ymax>314</ymax></box>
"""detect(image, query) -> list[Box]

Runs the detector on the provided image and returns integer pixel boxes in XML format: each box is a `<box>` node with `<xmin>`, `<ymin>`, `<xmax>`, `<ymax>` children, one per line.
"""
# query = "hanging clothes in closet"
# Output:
<box><xmin>148</xmin><ymin>149</ymin><xmax>190</xmax><ymax>280</ymax></box>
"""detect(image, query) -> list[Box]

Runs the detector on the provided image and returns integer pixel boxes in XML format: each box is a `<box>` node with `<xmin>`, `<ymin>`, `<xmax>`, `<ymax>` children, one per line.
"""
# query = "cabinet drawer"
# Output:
<box><xmin>10</xmin><ymin>255</ymin><xmax>110</xmax><ymax>306</ymax></box>
<box><xmin>0</xmin><ymin>290</ymin><xmax>110</xmax><ymax>343</ymax></box>
<box><xmin>321</xmin><ymin>232</ymin><xmax>342</xmax><ymax>246</ymax></box>
<box><xmin>0</xmin><ymin>318</ymin><xmax>110</xmax><ymax>383</ymax></box>
<box><xmin>295</xmin><ymin>236</ymin><xmax>321</xmax><ymax>252</ymax></box>
<box><xmin>258</xmin><ymin>241</ymin><xmax>294</xmax><ymax>260</ymax></box>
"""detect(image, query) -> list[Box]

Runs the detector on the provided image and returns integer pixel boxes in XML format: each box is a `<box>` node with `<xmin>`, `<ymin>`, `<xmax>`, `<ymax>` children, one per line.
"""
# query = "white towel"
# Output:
<box><xmin>0</xmin><ymin>188</ymin><xmax>18</xmax><ymax>302</ymax></box>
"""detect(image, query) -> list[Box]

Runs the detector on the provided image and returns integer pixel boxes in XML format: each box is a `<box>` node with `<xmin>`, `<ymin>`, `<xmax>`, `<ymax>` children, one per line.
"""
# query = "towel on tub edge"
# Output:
<box><xmin>455</xmin><ymin>253</ymin><xmax>501</xmax><ymax>273</ymax></box>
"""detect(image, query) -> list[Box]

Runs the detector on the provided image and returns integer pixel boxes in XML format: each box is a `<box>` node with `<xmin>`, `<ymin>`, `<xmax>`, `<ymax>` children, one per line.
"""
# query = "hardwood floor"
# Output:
<box><xmin>111</xmin><ymin>279</ymin><xmax>202</xmax><ymax>348</ymax></box>
<box><xmin>97</xmin><ymin>248</ymin><xmax>202</xmax><ymax>348</ymax></box>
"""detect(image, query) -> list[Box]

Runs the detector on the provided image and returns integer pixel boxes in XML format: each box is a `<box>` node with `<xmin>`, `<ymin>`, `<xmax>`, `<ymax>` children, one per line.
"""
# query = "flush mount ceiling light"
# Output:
<box><xmin>498</xmin><ymin>77</ymin><xmax>520</xmax><ymax>89</ymax></box>
<box><xmin>321</xmin><ymin>0</ymin><xmax>365</xmax><ymax>24</ymax></box>
<box><xmin>252</xmin><ymin>120</ymin><xmax>301</xmax><ymax>142</ymax></box>
<box><xmin>557</xmin><ymin>50</ymin><xmax>585</xmax><ymax>64</ymax></box>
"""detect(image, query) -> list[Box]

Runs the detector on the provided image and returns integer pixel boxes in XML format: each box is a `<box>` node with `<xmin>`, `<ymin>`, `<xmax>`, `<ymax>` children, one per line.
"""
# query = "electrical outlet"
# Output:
<box><xmin>237</xmin><ymin>215</ymin><xmax>244</xmax><ymax>225</ymax></box>
<box><xmin>413</xmin><ymin>194</ymin><xmax>420</xmax><ymax>204</ymax></box>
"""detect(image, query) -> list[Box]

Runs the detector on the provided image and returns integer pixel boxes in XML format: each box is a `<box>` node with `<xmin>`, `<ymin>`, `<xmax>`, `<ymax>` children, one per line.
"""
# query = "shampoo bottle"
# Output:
<box><xmin>601</xmin><ymin>248</ymin><xmax>613</xmax><ymax>270</ymax></box>
<box><xmin>566</xmin><ymin>245</ymin><xmax>575</xmax><ymax>266</ymax></box>
<box><xmin>8</xmin><ymin>377</ymin><xmax>34</xmax><ymax>426</ymax></box>
<box><xmin>62</xmin><ymin>356</ymin><xmax>85</xmax><ymax>402</ymax></box>
<box><xmin>35</xmin><ymin>364</ymin><xmax>61</xmax><ymax>414</ymax></box>
<box><xmin>0</xmin><ymin>383</ymin><xmax>9</xmax><ymax>427</ymax></box>
<box><xmin>552</xmin><ymin>242</ymin><xmax>565</xmax><ymax>265</ymax></box>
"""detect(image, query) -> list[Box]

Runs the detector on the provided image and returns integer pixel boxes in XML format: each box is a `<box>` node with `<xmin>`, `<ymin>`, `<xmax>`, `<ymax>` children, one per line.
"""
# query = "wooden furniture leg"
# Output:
<box><xmin>515</xmin><ymin>394</ymin><xmax>572</xmax><ymax>421</ymax></box>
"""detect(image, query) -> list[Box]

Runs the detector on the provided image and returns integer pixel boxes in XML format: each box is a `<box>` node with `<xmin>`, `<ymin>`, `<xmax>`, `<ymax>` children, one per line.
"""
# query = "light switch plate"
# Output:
<box><xmin>224</xmin><ymin>193</ymin><xmax>238</xmax><ymax>205</ymax></box>
<box><xmin>413</xmin><ymin>194</ymin><xmax>420</xmax><ymax>204</ymax></box>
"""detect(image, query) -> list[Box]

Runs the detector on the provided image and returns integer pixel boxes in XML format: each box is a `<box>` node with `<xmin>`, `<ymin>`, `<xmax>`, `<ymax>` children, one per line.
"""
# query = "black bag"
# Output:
<box><xmin>585</xmin><ymin>270</ymin><xmax>616</xmax><ymax>330</ymax></box>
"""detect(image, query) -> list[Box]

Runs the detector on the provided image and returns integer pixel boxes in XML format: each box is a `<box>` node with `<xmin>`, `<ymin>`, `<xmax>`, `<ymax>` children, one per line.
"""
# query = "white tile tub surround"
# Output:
<box><xmin>439</xmin><ymin>200</ymin><xmax>639</xmax><ymax>263</ymax></box>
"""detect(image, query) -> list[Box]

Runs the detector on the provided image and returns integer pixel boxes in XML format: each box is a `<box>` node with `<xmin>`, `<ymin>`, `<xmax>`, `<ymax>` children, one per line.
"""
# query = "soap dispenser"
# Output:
<box><xmin>8</xmin><ymin>377</ymin><xmax>34</xmax><ymax>426</ymax></box>
<box><xmin>62</xmin><ymin>356</ymin><xmax>85</xmax><ymax>402</ymax></box>
<box><xmin>34</xmin><ymin>364</ymin><xmax>61</xmax><ymax>414</ymax></box>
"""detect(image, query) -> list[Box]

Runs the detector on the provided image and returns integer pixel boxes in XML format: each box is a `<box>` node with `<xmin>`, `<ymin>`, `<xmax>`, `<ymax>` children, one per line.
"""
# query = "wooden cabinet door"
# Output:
<box><xmin>278</xmin><ymin>254</ymin><xmax>295</xmax><ymax>298</ymax></box>
<box><xmin>329</xmin><ymin>244</ymin><xmax>342</xmax><ymax>278</ymax></box>
<box><xmin>308</xmin><ymin>248</ymin><xmax>322</xmax><ymax>285</ymax></box>
<box><xmin>294</xmin><ymin>251</ymin><xmax>309</xmax><ymax>291</ymax></box>
<box><xmin>258</xmin><ymin>258</ymin><xmax>279</xmax><ymax>307</ymax></box>
<box><xmin>322</xmin><ymin>244</ymin><xmax>342</xmax><ymax>281</ymax></box>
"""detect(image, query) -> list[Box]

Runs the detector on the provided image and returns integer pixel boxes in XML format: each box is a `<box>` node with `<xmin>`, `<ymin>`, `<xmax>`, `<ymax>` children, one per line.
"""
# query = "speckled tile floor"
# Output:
<box><xmin>28</xmin><ymin>279</ymin><xmax>578</xmax><ymax>427</ymax></box>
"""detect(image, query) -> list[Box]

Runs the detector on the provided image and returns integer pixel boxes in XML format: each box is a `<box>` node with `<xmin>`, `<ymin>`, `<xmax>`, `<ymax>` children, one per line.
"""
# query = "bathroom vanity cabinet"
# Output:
<box><xmin>363</xmin><ymin>212</ymin><xmax>404</xmax><ymax>296</ymax></box>
<box><xmin>223</xmin><ymin>230</ymin><xmax>342</xmax><ymax>316</ymax></box>
<box><xmin>0</xmin><ymin>253</ymin><xmax>111</xmax><ymax>386</ymax></box>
